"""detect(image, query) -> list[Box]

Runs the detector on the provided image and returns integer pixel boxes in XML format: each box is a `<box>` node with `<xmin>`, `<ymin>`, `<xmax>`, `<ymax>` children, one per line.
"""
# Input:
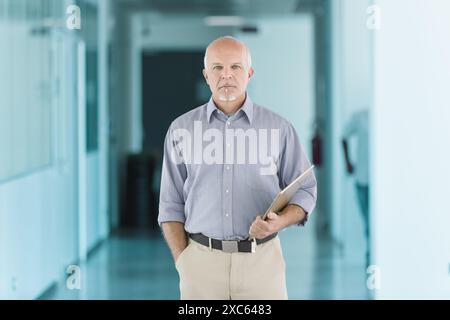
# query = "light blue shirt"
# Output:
<box><xmin>158</xmin><ymin>94</ymin><xmax>317</xmax><ymax>240</ymax></box>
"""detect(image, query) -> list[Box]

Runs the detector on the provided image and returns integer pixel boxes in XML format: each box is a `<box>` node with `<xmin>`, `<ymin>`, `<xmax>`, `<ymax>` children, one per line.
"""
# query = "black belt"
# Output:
<box><xmin>189</xmin><ymin>232</ymin><xmax>277</xmax><ymax>253</ymax></box>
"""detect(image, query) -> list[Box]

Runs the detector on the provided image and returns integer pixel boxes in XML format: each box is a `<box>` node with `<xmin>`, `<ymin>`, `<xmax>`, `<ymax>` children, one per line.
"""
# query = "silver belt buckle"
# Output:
<box><xmin>251</xmin><ymin>237</ymin><xmax>256</xmax><ymax>253</ymax></box>
<box><xmin>221</xmin><ymin>240</ymin><xmax>239</xmax><ymax>253</ymax></box>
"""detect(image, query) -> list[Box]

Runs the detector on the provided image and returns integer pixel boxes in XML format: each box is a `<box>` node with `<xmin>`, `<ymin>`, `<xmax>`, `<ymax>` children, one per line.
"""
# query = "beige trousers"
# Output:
<box><xmin>175</xmin><ymin>235</ymin><xmax>288</xmax><ymax>300</ymax></box>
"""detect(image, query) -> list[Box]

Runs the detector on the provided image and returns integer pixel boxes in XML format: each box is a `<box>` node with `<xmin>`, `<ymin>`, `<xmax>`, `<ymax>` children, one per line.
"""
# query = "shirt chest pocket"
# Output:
<box><xmin>184</xmin><ymin>164</ymin><xmax>221</xmax><ymax>200</ymax></box>
<box><xmin>241</xmin><ymin>163</ymin><xmax>279</xmax><ymax>192</ymax></box>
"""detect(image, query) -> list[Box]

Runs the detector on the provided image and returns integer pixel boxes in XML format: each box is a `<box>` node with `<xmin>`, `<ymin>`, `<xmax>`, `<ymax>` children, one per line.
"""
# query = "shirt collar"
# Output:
<box><xmin>206</xmin><ymin>93</ymin><xmax>254</xmax><ymax>124</ymax></box>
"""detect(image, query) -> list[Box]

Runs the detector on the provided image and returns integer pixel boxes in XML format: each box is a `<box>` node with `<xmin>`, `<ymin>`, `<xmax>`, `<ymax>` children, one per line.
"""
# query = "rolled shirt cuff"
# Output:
<box><xmin>288</xmin><ymin>190</ymin><xmax>316</xmax><ymax>226</ymax></box>
<box><xmin>157</xmin><ymin>201</ymin><xmax>186</xmax><ymax>227</ymax></box>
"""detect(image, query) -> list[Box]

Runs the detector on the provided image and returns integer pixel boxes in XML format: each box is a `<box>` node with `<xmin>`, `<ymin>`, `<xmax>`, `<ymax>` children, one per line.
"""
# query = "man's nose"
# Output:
<box><xmin>221</xmin><ymin>69</ymin><xmax>233</xmax><ymax>79</ymax></box>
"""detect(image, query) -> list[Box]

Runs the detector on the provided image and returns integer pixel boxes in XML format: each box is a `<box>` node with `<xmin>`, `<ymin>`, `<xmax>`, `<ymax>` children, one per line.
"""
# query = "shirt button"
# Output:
<box><xmin>227</xmin><ymin>121</ymin><xmax>231</xmax><ymax>125</ymax></box>
<box><xmin>226</xmin><ymin>166</ymin><xmax>230</xmax><ymax>170</ymax></box>
<box><xmin>225</xmin><ymin>213</ymin><xmax>229</xmax><ymax>217</ymax></box>
<box><xmin>227</xmin><ymin>143</ymin><xmax>231</xmax><ymax>147</ymax></box>
<box><xmin>226</xmin><ymin>189</ymin><xmax>229</xmax><ymax>193</ymax></box>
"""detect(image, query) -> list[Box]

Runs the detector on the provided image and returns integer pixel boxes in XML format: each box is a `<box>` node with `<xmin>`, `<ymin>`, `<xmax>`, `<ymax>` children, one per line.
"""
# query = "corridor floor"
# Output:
<box><xmin>43</xmin><ymin>220</ymin><xmax>371</xmax><ymax>300</ymax></box>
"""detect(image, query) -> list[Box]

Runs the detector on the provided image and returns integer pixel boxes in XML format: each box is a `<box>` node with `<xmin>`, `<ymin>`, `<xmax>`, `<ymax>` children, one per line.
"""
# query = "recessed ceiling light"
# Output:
<box><xmin>204</xmin><ymin>16</ymin><xmax>245</xmax><ymax>26</ymax></box>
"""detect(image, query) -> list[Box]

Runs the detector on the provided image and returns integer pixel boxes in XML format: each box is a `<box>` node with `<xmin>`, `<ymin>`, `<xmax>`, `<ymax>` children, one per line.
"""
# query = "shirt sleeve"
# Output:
<box><xmin>277</xmin><ymin>123</ymin><xmax>318</xmax><ymax>226</ymax></box>
<box><xmin>157</xmin><ymin>125</ymin><xmax>187</xmax><ymax>227</ymax></box>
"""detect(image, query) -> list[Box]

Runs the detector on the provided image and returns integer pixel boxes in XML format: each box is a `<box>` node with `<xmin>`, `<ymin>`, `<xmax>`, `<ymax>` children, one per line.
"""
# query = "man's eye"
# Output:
<box><xmin>232</xmin><ymin>65</ymin><xmax>241</xmax><ymax>69</ymax></box>
<box><xmin>213</xmin><ymin>66</ymin><xmax>222</xmax><ymax>70</ymax></box>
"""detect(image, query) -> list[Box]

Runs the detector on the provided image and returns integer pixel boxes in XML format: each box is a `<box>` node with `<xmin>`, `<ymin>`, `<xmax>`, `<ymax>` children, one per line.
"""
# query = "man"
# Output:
<box><xmin>158</xmin><ymin>36</ymin><xmax>317</xmax><ymax>299</ymax></box>
<box><xmin>342</xmin><ymin>109</ymin><xmax>370</xmax><ymax>268</ymax></box>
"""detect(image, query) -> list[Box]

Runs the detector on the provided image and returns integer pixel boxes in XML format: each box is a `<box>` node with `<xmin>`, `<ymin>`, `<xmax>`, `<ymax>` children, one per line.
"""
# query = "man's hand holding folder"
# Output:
<box><xmin>248</xmin><ymin>166</ymin><xmax>315</xmax><ymax>240</ymax></box>
<box><xmin>249</xmin><ymin>205</ymin><xmax>308</xmax><ymax>239</ymax></box>
<box><xmin>249</xmin><ymin>211</ymin><xmax>284</xmax><ymax>240</ymax></box>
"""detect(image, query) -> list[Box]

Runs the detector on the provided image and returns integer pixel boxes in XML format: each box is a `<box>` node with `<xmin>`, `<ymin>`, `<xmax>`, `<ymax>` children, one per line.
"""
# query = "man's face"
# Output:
<box><xmin>203</xmin><ymin>40</ymin><xmax>254</xmax><ymax>103</ymax></box>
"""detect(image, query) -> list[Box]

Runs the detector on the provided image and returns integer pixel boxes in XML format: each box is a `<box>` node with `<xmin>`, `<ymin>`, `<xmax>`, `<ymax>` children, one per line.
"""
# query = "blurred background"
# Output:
<box><xmin>0</xmin><ymin>0</ymin><xmax>449</xmax><ymax>300</ymax></box>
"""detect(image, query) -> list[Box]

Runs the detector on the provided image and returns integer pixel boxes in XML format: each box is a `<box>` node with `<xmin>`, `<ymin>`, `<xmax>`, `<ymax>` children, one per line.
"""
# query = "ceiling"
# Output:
<box><xmin>114</xmin><ymin>0</ymin><xmax>320</xmax><ymax>16</ymax></box>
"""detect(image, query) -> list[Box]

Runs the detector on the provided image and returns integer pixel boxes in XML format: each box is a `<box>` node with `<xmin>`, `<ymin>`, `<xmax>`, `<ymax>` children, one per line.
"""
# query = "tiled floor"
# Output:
<box><xmin>45</xmin><ymin>219</ymin><xmax>371</xmax><ymax>300</ymax></box>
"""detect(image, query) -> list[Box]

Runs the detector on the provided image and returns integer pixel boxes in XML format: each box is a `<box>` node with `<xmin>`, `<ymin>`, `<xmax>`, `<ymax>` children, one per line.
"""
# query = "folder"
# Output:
<box><xmin>262</xmin><ymin>165</ymin><xmax>315</xmax><ymax>220</ymax></box>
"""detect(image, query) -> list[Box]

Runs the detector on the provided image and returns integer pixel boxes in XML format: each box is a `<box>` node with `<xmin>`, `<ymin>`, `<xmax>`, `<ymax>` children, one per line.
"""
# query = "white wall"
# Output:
<box><xmin>0</xmin><ymin>28</ymin><xmax>79</xmax><ymax>299</ymax></box>
<box><xmin>85</xmin><ymin>0</ymin><xmax>110</xmax><ymax>252</ymax></box>
<box><xmin>236</xmin><ymin>15</ymin><xmax>315</xmax><ymax>158</ymax></box>
<box><xmin>330</xmin><ymin>0</ymin><xmax>373</xmax><ymax>262</ymax></box>
<box><xmin>0</xmin><ymin>21</ymin><xmax>52</xmax><ymax>181</ymax></box>
<box><xmin>0</xmin><ymin>0</ymin><xmax>110</xmax><ymax>299</ymax></box>
<box><xmin>97</xmin><ymin>0</ymin><xmax>110</xmax><ymax>240</ymax></box>
<box><xmin>372</xmin><ymin>0</ymin><xmax>450</xmax><ymax>299</ymax></box>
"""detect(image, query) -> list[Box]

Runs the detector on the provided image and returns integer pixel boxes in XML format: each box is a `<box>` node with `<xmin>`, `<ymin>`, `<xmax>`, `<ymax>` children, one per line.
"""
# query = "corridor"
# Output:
<box><xmin>1</xmin><ymin>0</ymin><xmax>450</xmax><ymax>300</ymax></box>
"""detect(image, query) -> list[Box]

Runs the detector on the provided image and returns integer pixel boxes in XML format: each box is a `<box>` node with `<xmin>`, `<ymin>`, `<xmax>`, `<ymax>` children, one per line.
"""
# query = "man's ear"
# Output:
<box><xmin>248</xmin><ymin>67</ymin><xmax>254</xmax><ymax>79</ymax></box>
<box><xmin>202</xmin><ymin>69</ymin><xmax>208</xmax><ymax>84</ymax></box>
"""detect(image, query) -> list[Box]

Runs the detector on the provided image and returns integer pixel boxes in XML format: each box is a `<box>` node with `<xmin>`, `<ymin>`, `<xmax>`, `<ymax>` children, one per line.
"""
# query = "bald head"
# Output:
<box><xmin>204</xmin><ymin>36</ymin><xmax>252</xmax><ymax>69</ymax></box>
<box><xmin>202</xmin><ymin>35</ymin><xmax>254</xmax><ymax>108</ymax></box>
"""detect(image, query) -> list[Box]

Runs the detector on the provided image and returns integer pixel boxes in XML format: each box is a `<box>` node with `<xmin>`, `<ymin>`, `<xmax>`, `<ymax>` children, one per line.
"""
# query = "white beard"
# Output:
<box><xmin>218</xmin><ymin>95</ymin><xmax>237</xmax><ymax>102</ymax></box>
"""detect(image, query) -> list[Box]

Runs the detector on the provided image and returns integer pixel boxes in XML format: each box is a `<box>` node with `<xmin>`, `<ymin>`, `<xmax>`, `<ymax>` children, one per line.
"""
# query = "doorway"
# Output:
<box><xmin>138</xmin><ymin>50</ymin><xmax>209</xmax><ymax>227</ymax></box>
